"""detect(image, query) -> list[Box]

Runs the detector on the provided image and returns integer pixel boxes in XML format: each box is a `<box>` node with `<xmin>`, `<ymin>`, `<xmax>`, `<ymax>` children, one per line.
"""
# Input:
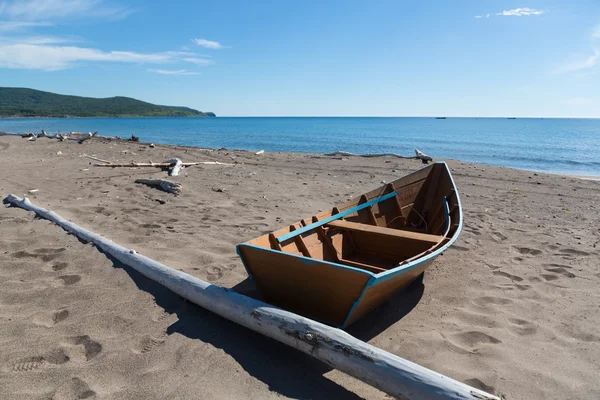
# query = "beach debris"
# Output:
<box><xmin>135</xmin><ymin>179</ymin><xmax>183</xmax><ymax>195</ymax></box>
<box><xmin>164</xmin><ymin>158</ymin><xmax>183</xmax><ymax>176</ymax></box>
<box><xmin>324</xmin><ymin>149</ymin><xmax>433</xmax><ymax>164</ymax></box>
<box><xmin>82</xmin><ymin>154</ymin><xmax>111</xmax><ymax>164</ymax></box>
<box><xmin>77</xmin><ymin>132</ymin><xmax>97</xmax><ymax>144</ymax></box>
<box><xmin>56</xmin><ymin>151</ymin><xmax>62</xmax><ymax>155</ymax></box>
<box><xmin>28</xmin><ymin>189</ymin><xmax>39</xmax><ymax>194</ymax></box>
<box><xmin>130</xmin><ymin>135</ymin><xmax>140</xmax><ymax>142</ymax></box>
<box><xmin>212</xmin><ymin>188</ymin><xmax>225</xmax><ymax>193</ymax></box>
<box><xmin>255</xmin><ymin>150</ymin><xmax>265</xmax><ymax>155</ymax></box>
<box><xmin>149</xmin><ymin>143</ymin><xmax>155</xmax><ymax>148</ymax></box>
<box><xmin>2</xmin><ymin>193</ymin><xmax>501</xmax><ymax>400</ymax></box>
<box><xmin>94</xmin><ymin>160</ymin><xmax>233</xmax><ymax>169</ymax></box>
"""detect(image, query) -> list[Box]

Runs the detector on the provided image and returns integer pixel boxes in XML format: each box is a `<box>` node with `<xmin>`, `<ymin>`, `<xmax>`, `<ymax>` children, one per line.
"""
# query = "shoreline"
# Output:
<box><xmin>3</xmin><ymin>130</ymin><xmax>598</xmax><ymax>180</ymax></box>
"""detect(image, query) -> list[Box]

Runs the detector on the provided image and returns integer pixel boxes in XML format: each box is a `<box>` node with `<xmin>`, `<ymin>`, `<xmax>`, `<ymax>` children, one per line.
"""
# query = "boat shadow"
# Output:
<box><xmin>233</xmin><ymin>275</ymin><xmax>425</xmax><ymax>342</ymax></box>
<box><xmin>346</xmin><ymin>273</ymin><xmax>425</xmax><ymax>341</ymax></box>
<box><xmin>105</xmin><ymin>254</ymin><xmax>366</xmax><ymax>400</ymax></box>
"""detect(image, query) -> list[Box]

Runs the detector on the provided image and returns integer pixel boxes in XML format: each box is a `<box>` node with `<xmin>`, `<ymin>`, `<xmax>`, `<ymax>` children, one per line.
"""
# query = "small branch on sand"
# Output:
<box><xmin>324</xmin><ymin>149</ymin><xmax>433</xmax><ymax>164</ymax></box>
<box><xmin>82</xmin><ymin>154</ymin><xmax>111</xmax><ymax>164</ymax></box>
<box><xmin>135</xmin><ymin>179</ymin><xmax>183</xmax><ymax>194</ymax></box>
<box><xmin>2</xmin><ymin>194</ymin><xmax>501</xmax><ymax>400</ymax></box>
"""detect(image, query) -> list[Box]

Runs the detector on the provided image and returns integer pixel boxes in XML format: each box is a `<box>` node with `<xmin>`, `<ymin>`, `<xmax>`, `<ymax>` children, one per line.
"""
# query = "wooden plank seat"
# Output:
<box><xmin>326</xmin><ymin>219</ymin><xmax>442</xmax><ymax>244</ymax></box>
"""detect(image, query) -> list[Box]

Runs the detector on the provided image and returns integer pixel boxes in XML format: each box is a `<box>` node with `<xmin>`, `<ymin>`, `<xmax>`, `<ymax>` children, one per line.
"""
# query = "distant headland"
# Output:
<box><xmin>0</xmin><ymin>87</ymin><xmax>215</xmax><ymax>118</ymax></box>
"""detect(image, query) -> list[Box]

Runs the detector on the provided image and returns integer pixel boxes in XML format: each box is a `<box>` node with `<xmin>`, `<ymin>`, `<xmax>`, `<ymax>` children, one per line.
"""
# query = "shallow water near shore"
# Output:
<box><xmin>2</xmin><ymin>116</ymin><xmax>599</xmax><ymax>176</ymax></box>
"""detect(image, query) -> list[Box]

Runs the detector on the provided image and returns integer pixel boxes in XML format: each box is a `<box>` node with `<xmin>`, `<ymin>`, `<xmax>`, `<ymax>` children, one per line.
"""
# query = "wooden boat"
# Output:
<box><xmin>237</xmin><ymin>161</ymin><xmax>462</xmax><ymax>328</ymax></box>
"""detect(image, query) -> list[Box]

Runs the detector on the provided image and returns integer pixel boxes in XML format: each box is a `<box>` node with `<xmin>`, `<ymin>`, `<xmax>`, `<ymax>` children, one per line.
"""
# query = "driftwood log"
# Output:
<box><xmin>135</xmin><ymin>179</ymin><xmax>183</xmax><ymax>194</ymax></box>
<box><xmin>325</xmin><ymin>149</ymin><xmax>433</xmax><ymax>164</ymax></box>
<box><xmin>94</xmin><ymin>161</ymin><xmax>234</xmax><ymax>168</ymax></box>
<box><xmin>3</xmin><ymin>194</ymin><xmax>500</xmax><ymax>400</ymax></box>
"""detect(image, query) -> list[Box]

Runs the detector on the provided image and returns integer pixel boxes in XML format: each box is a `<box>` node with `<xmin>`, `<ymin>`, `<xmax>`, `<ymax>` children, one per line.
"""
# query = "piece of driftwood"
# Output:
<box><xmin>94</xmin><ymin>161</ymin><xmax>234</xmax><ymax>168</ymax></box>
<box><xmin>164</xmin><ymin>158</ymin><xmax>183</xmax><ymax>176</ymax></box>
<box><xmin>135</xmin><ymin>179</ymin><xmax>183</xmax><ymax>194</ymax></box>
<box><xmin>3</xmin><ymin>194</ymin><xmax>500</xmax><ymax>400</ymax></box>
<box><xmin>77</xmin><ymin>131</ymin><xmax>98</xmax><ymax>144</ymax></box>
<box><xmin>324</xmin><ymin>149</ymin><xmax>433</xmax><ymax>164</ymax></box>
<box><xmin>82</xmin><ymin>154</ymin><xmax>111</xmax><ymax>164</ymax></box>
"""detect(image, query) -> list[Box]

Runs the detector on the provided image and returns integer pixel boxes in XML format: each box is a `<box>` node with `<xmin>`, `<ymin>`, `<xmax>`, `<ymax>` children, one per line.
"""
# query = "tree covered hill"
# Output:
<box><xmin>0</xmin><ymin>88</ymin><xmax>215</xmax><ymax>117</ymax></box>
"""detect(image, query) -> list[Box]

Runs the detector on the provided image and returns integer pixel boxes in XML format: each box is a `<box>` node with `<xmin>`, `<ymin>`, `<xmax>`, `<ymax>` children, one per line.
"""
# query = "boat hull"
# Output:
<box><xmin>237</xmin><ymin>162</ymin><xmax>462</xmax><ymax>328</ymax></box>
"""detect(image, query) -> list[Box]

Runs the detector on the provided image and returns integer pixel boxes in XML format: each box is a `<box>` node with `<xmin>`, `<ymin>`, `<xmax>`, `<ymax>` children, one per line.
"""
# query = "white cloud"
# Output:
<box><xmin>0</xmin><ymin>43</ymin><xmax>214</xmax><ymax>70</ymax></box>
<box><xmin>474</xmin><ymin>15</ymin><xmax>482</xmax><ymax>19</ymax></box>
<box><xmin>193</xmin><ymin>38</ymin><xmax>225</xmax><ymax>49</ymax></box>
<box><xmin>183</xmin><ymin>57</ymin><xmax>213</xmax><ymax>65</ymax></box>
<box><xmin>0</xmin><ymin>20</ymin><xmax>52</xmax><ymax>31</ymax></box>
<box><xmin>497</xmin><ymin>8</ymin><xmax>544</xmax><ymax>17</ymax></box>
<box><xmin>148</xmin><ymin>69</ymin><xmax>199</xmax><ymax>76</ymax></box>
<box><xmin>555</xmin><ymin>25</ymin><xmax>600</xmax><ymax>74</ymax></box>
<box><xmin>554</xmin><ymin>48</ymin><xmax>599</xmax><ymax>74</ymax></box>
<box><xmin>0</xmin><ymin>0</ymin><xmax>132</xmax><ymax>21</ymax></box>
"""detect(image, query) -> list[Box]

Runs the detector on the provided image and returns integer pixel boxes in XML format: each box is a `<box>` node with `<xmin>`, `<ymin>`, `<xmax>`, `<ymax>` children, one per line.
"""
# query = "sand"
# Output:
<box><xmin>0</xmin><ymin>135</ymin><xmax>599</xmax><ymax>399</ymax></box>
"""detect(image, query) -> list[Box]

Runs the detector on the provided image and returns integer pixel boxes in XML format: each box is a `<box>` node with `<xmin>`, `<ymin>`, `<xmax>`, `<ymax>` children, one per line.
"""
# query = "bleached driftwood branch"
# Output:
<box><xmin>324</xmin><ymin>149</ymin><xmax>433</xmax><ymax>164</ymax></box>
<box><xmin>93</xmin><ymin>161</ymin><xmax>234</xmax><ymax>168</ymax></box>
<box><xmin>76</xmin><ymin>131</ymin><xmax>98</xmax><ymax>144</ymax></box>
<box><xmin>135</xmin><ymin>179</ymin><xmax>183</xmax><ymax>194</ymax></box>
<box><xmin>3</xmin><ymin>194</ymin><xmax>499</xmax><ymax>400</ymax></box>
<box><xmin>164</xmin><ymin>158</ymin><xmax>183</xmax><ymax>176</ymax></box>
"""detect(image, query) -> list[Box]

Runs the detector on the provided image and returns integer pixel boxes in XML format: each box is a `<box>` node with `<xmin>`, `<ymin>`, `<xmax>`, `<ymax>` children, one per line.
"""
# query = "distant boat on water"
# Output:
<box><xmin>435</xmin><ymin>117</ymin><xmax>446</xmax><ymax>119</ymax></box>
<box><xmin>506</xmin><ymin>117</ymin><xmax>517</xmax><ymax>119</ymax></box>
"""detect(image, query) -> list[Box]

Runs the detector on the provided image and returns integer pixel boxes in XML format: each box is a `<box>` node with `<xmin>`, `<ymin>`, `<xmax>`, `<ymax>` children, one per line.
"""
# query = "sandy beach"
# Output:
<box><xmin>1</xmin><ymin>134</ymin><xmax>599</xmax><ymax>399</ymax></box>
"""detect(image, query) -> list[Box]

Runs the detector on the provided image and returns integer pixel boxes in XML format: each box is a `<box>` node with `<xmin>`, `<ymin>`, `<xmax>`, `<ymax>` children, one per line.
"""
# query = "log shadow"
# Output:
<box><xmin>104</xmin><ymin>254</ymin><xmax>365</xmax><ymax>400</ymax></box>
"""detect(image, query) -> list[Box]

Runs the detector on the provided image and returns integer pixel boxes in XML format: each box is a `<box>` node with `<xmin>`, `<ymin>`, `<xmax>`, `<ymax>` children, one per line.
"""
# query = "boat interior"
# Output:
<box><xmin>245</xmin><ymin>162</ymin><xmax>461</xmax><ymax>274</ymax></box>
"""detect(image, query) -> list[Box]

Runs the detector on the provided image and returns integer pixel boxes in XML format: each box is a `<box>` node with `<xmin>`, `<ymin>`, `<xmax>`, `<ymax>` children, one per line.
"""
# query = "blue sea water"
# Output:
<box><xmin>1</xmin><ymin>117</ymin><xmax>599</xmax><ymax>176</ymax></box>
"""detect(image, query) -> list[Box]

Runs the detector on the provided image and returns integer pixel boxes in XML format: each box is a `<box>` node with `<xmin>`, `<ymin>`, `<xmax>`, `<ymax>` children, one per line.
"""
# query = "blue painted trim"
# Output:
<box><xmin>371</xmin><ymin>162</ymin><xmax>463</xmax><ymax>285</ymax></box>
<box><xmin>238</xmin><ymin>243</ymin><xmax>376</xmax><ymax>278</ymax></box>
<box><xmin>340</xmin><ymin>275</ymin><xmax>376</xmax><ymax>328</ymax></box>
<box><xmin>276</xmin><ymin>191</ymin><xmax>398</xmax><ymax>243</ymax></box>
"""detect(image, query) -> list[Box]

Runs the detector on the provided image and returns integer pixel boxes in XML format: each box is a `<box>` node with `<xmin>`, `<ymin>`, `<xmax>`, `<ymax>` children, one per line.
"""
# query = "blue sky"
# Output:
<box><xmin>0</xmin><ymin>0</ymin><xmax>599</xmax><ymax>117</ymax></box>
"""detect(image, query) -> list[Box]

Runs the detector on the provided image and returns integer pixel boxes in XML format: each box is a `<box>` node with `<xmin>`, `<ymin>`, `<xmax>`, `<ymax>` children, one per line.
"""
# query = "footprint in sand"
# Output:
<box><xmin>543</xmin><ymin>264</ymin><xmax>576</xmax><ymax>278</ymax></box>
<box><xmin>206</xmin><ymin>265</ymin><xmax>223</xmax><ymax>281</ymax></box>
<box><xmin>12</xmin><ymin>247</ymin><xmax>66</xmax><ymax>262</ymax></box>
<box><xmin>492</xmin><ymin>270</ymin><xmax>524</xmax><ymax>282</ymax></box>
<box><xmin>557</xmin><ymin>248</ymin><xmax>590</xmax><ymax>257</ymax></box>
<box><xmin>136</xmin><ymin>335</ymin><xmax>166</xmax><ymax>354</ymax></box>
<box><xmin>513</xmin><ymin>246</ymin><xmax>543</xmax><ymax>256</ymax></box>
<box><xmin>446</xmin><ymin>331</ymin><xmax>502</xmax><ymax>353</ymax></box>
<box><xmin>541</xmin><ymin>274</ymin><xmax>560</xmax><ymax>281</ymax></box>
<box><xmin>51</xmin><ymin>262</ymin><xmax>69</xmax><ymax>271</ymax></box>
<box><xmin>508</xmin><ymin>318</ymin><xmax>538</xmax><ymax>336</ymax></box>
<box><xmin>56</xmin><ymin>275</ymin><xmax>81</xmax><ymax>286</ymax></box>
<box><xmin>491</xmin><ymin>232</ymin><xmax>507</xmax><ymax>242</ymax></box>
<box><xmin>52</xmin><ymin>377</ymin><xmax>96</xmax><ymax>400</ymax></box>
<box><xmin>63</xmin><ymin>335</ymin><xmax>102</xmax><ymax>362</ymax></box>
<box><xmin>33</xmin><ymin>308</ymin><xmax>70</xmax><ymax>327</ymax></box>
<box><xmin>473</xmin><ymin>296</ymin><xmax>512</xmax><ymax>308</ymax></box>
<box><xmin>11</xmin><ymin>348</ymin><xmax>70</xmax><ymax>372</ymax></box>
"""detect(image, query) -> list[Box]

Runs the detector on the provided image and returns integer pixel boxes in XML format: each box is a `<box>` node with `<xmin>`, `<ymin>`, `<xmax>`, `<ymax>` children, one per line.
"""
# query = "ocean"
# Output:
<box><xmin>2</xmin><ymin>117</ymin><xmax>599</xmax><ymax>176</ymax></box>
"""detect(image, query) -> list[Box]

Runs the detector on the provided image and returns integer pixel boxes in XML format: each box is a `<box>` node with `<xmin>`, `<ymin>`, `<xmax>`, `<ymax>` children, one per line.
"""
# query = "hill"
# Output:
<box><xmin>0</xmin><ymin>88</ymin><xmax>215</xmax><ymax>117</ymax></box>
